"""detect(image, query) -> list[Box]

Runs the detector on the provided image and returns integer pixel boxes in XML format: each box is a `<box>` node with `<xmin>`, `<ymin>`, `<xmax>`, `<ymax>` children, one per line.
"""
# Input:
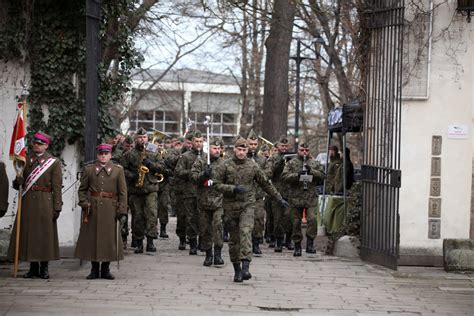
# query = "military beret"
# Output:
<box><xmin>247</xmin><ymin>129</ymin><xmax>258</xmax><ymax>140</ymax></box>
<box><xmin>193</xmin><ymin>130</ymin><xmax>203</xmax><ymax>138</ymax></box>
<box><xmin>278</xmin><ymin>135</ymin><xmax>289</xmax><ymax>144</ymax></box>
<box><xmin>260</xmin><ymin>144</ymin><xmax>269</xmax><ymax>151</ymax></box>
<box><xmin>299</xmin><ymin>141</ymin><xmax>310</xmax><ymax>149</ymax></box>
<box><xmin>136</xmin><ymin>127</ymin><xmax>147</xmax><ymax>136</ymax></box>
<box><xmin>33</xmin><ymin>131</ymin><xmax>52</xmax><ymax>145</ymax></box>
<box><xmin>185</xmin><ymin>131</ymin><xmax>194</xmax><ymax>140</ymax></box>
<box><xmin>209</xmin><ymin>136</ymin><xmax>222</xmax><ymax>147</ymax></box>
<box><xmin>234</xmin><ymin>137</ymin><xmax>247</xmax><ymax>148</ymax></box>
<box><xmin>124</xmin><ymin>135</ymin><xmax>134</xmax><ymax>144</ymax></box>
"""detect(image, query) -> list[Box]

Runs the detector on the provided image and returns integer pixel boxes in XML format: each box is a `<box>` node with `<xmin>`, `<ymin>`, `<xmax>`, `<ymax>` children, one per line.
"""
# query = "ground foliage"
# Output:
<box><xmin>0</xmin><ymin>0</ymin><xmax>142</xmax><ymax>157</ymax></box>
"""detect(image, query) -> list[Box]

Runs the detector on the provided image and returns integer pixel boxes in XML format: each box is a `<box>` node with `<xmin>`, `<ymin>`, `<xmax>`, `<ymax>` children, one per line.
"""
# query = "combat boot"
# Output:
<box><xmin>178</xmin><ymin>237</ymin><xmax>186</xmax><ymax>250</ymax></box>
<box><xmin>268</xmin><ymin>236</ymin><xmax>275</xmax><ymax>248</ymax></box>
<box><xmin>293</xmin><ymin>242</ymin><xmax>302</xmax><ymax>257</ymax></box>
<box><xmin>39</xmin><ymin>262</ymin><xmax>49</xmax><ymax>279</ymax></box>
<box><xmin>232</xmin><ymin>262</ymin><xmax>243</xmax><ymax>283</ymax></box>
<box><xmin>189</xmin><ymin>238</ymin><xmax>198</xmax><ymax>255</ymax></box>
<box><xmin>134</xmin><ymin>239</ymin><xmax>144</xmax><ymax>254</ymax></box>
<box><xmin>285</xmin><ymin>233</ymin><xmax>294</xmax><ymax>250</ymax></box>
<box><xmin>122</xmin><ymin>236</ymin><xmax>127</xmax><ymax>250</ymax></box>
<box><xmin>159</xmin><ymin>223</ymin><xmax>169</xmax><ymax>238</ymax></box>
<box><xmin>87</xmin><ymin>262</ymin><xmax>100</xmax><ymax>279</ymax></box>
<box><xmin>146</xmin><ymin>238</ymin><xmax>156</xmax><ymax>252</ymax></box>
<box><xmin>274</xmin><ymin>237</ymin><xmax>283</xmax><ymax>252</ymax></box>
<box><xmin>306</xmin><ymin>237</ymin><xmax>316</xmax><ymax>254</ymax></box>
<box><xmin>203</xmin><ymin>248</ymin><xmax>213</xmax><ymax>266</ymax></box>
<box><xmin>252</xmin><ymin>237</ymin><xmax>262</xmax><ymax>255</ymax></box>
<box><xmin>100</xmin><ymin>262</ymin><xmax>115</xmax><ymax>280</ymax></box>
<box><xmin>131</xmin><ymin>238</ymin><xmax>137</xmax><ymax>248</ymax></box>
<box><xmin>241</xmin><ymin>259</ymin><xmax>252</xmax><ymax>280</ymax></box>
<box><xmin>213</xmin><ymin>246</ymin><xmax>224</xmax><ymax>265</ymax></box>
<box><xmin>23</xmin><ymin>262</ymin><xmax>40</xmax><ymax>278</ymax></box>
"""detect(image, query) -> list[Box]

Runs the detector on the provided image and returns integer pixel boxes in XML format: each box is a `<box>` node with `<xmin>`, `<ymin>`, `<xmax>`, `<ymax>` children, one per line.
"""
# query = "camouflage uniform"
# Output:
<box><xmin>247</xmin><ymin>151</ymin><xmax>266</xmax><ymax>250</ymax></box>
<box><xmin>121</xmin><ymin>141</ymin><xmax>165</xmax><ymax>252</ymax></box>
<box><xmin>281</xmin><ymin>146</ymin><xmax>325</xmax><ymax>255</ymax></box>
<box><xmin>190</xmin><ymin>145</ymin><xmax>225</xmax><ymax>266</ymax></box>
<box><xmin>175</xmin><ymin>147</ymin><xmax>202</xmax><ymax>253</ymax></box>
<box><xmin>327</xmin><ymin>154</ymin><xmax>343</xmax><ymax>194</ymax></box>
<box><xmin>214</xmin><ymin>138</ymin><xmax>285</xmax><ymax>282</ymax></box>
<box><xmin>264</xmin><ymin>150</ymin><xmax>292</xmax><ymax>250</ymax></box>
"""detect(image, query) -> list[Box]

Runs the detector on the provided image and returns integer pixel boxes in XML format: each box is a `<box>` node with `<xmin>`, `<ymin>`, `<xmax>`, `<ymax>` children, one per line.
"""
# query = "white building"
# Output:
<box><xmin>128</xmin><ymin>68</ymin><xmax>243</xmax><ymax>145</ymax></box>
<box><xmin>398</xmin><ymin>1</ymin><xmax>473</xmax><ymax>265</ymax></box>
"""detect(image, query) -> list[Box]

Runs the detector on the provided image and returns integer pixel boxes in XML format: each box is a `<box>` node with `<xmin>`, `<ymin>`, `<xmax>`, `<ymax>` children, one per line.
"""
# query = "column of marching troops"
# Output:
<box><xmin>0</xmin><ymin>128</ymin><xmax>348</xmax><ymax>283</ymax></box>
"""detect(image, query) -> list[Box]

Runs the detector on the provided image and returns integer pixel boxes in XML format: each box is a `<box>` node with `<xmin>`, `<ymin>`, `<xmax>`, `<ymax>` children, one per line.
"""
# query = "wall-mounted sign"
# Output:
<box><xmin>447</xmin><ymin>125</ymin><xmax>468</xmax><ymax>139</ymax></box>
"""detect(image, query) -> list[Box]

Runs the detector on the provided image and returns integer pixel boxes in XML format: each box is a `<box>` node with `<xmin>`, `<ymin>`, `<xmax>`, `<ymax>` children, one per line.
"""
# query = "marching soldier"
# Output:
<box><xmin>175</xmin><ymin>131</ymin><xmax>203</xmax><ymax>255</ymax></box>
<box><xmin>264</xmin><ymin>135</ymin><xmax>293</xmax><ymax>252</ymax></box>
<box><xmin>246</xmin><ymin>130</ymin><xmax>266</xmax><ymax>255</ymax></box>
<box><xmin>214</xmin><ymin>137</ymin><xmax>288</xmax><ymax>282</ymax></box>
<box><xmin>0</xmin><ymin>160</ymin><xmax>8</xmax><ymax>218</ymax></box>
<box><xmin>8</xmin><ymin>132</ymin><xmax>62</xmax><ymax>279</ymax></box>
<box><xmin>190</xmin><ymin>136</ymin><xmax>225</xmax><ymax>266</ymax></box>
<box><xmin>166</xmin><ymin>135</ymin><xmax>190</xmax><ymax>250</ymax></box>
<box><xmin>281</xmin><ymin>142</ymin><xmax>325</xmax><ymax>256</ymax></box>
<box><xmin>75</xmin><ymin>144</ymin><xmax>127</xmax><ymax>279</ymax></box>
<box><xmin>121</xmin><ymin>127</ymin><xmax>165</xmax><ymax>253</ymax></box>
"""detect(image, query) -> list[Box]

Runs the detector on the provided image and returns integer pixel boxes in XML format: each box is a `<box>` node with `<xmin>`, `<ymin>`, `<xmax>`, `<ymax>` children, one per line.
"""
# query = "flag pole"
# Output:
<box><xmin>12</xmin><ymin>94</ymin><xmax>28</xmax><ymax>278</ymax></box>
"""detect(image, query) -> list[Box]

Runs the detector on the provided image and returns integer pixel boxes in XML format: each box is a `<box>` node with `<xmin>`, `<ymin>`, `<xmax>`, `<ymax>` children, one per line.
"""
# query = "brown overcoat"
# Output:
<box><xmin>8</xmin><ymin>152</ymin><xmax>62</xmax><ymax>262</ymax></box>
<box><xmin>74</xmin><ymin>161</ymin><xmax>127</xmax><ymax>262</ymax></box>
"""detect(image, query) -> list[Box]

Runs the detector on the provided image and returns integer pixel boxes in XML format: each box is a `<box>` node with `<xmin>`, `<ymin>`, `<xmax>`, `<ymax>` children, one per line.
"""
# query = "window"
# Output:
<box><xmin>188</xmin><ymin>112</ymin><xmax>238</xmax><ymax>145</ymax></box>
<box><xmin>130</xmin><ymin>110</ymin><xmax>181</xmax><ymax>135</ymax></box>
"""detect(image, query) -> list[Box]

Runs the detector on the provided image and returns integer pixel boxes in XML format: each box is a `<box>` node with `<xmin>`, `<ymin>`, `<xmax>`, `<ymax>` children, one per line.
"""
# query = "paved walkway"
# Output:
<box><xmin>0</xmin><ymin>218</ymin><xmax>472</xmax><ymax>315</ymax></box>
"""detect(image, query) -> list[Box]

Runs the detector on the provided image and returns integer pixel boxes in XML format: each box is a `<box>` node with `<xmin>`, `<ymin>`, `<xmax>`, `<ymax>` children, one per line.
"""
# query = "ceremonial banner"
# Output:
<box><xmin>9</xmin><ymin>101</ymin><xmax>27</xmax><ymax>166</ymax></box>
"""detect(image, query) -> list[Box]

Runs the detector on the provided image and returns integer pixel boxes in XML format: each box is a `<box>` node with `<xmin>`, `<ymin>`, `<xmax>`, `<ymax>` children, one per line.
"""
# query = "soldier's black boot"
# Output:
<box><xmin>241</xmin><ymin>259</ymin><xmax>252</xmax><ymax>280</ymax></box>
<box><xmin>274</xmin><ymin>237</ymin><xmax>283</xmax><ymax>252</ymax></box>
<box><xmin>232</xmin><ymin>262</ymin><xmax>243</xmax><ymax>283</ymax></box>
<box><xmin>203</xmin><ymin>248</ymin><xmax>213</xmax><ymax>266</ymax></box>
<box><xmin>285</xmin><ymin>233</ymin><xmax>294</xmax><ymax>250</ymax></box>
<box><xmin>87</xmin><ymin>262</ymin><xmax>100</xmax><ymax>279</ymax></box>
<box><xmin>122</xmin><ymin>236</ymin><xmax>127</xmax><ymax>250</ymax></box>
<box><xmin>178</xmin><ymin>237</ymin><xmax>186</xmax><ymax>250</ymax></box>
<box><xmin>268</xmin><ymin>236</ymin><xmax>275</xmax><ymax>248</ymax></box>
<box><xmin>23</xmin><ymin>262</ymin><xmax>40</xmax><ymax>278</ymax></box>
<box><xmin>146</xmin><ymin>238</ymin><xmax>156</xmax><ymax>252</ymax></box>
<box><xmin>134</xmin><ymin>239</ymin><xmax>144</xmax><ymax>254</ymax></box>
<box><xmin>223</xmin><ymin>229</ymin><xmax>229</xmax><ymax>242</ymax></box>
<box><xmin>213</xmin><ymin>246</ymin><xmax>224</xmax><ymax>265</ymax></box>
<box><xmin>306</xmin><ymin>237</ymin><xmax>316</xmax><ymax>254</ymax></box>
<box><xmin>39</xmin><ymin>261</ymin><xmax>49</xmax><ymax>279</ymax></box>
<box><xmin>189</xmin><ymin>238</ymin><xmax>198</xmax><ymax>255</ymax></box>
<box><xmin>252</xmin><ymin>237</ymin><xmax>262</xmax><ymax>255</ymax></box>
<box><xmin>100</xmin><ymin>262</ymin><xmax>115</xmax><ymax>280</ymax></box>
<box><xmin>293</xmin><ymin>242</ymin><xmax>302</xmax><ymax>257</ymax></box>
<box><xmin>159</xmin><ymin>224</ymin><xmax>169</xmax><ymax>238</ymax></box>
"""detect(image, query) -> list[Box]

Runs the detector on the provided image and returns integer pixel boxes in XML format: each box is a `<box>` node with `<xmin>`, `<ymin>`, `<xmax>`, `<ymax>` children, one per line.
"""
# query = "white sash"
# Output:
<box><xmin>22</xmin><ymin>157</ymin><xmax>56</xmax><ymax>196</ymax></box>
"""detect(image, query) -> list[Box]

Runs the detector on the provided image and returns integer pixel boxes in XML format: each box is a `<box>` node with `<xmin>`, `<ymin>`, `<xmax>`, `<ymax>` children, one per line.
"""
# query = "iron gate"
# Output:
<box><xmin>360</xmin><ymin>0</ymin><xmax>404</xmax><ymax>270</ymax></box>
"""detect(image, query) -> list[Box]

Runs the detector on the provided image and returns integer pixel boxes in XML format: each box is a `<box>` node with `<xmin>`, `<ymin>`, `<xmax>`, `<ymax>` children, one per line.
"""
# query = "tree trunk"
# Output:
<box><xmin>262</xmin><ymin>0</ymin><xmax>295</xmax><ymax>142</ymax></box>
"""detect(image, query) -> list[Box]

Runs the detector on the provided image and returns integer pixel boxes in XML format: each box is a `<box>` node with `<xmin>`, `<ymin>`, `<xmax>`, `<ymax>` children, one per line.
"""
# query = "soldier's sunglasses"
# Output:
<box><xmin>299</xmin><ymin>148</ymin><xmax>310</xmax><ymax>152</ymax></box>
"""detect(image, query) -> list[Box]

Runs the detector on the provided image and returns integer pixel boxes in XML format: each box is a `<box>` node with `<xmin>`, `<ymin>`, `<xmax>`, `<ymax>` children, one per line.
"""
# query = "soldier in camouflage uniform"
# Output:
<box><xmin>120</xmin><ymin>128</ymin><xmax>166</xmax><ymax>253</ymax></box>
<box><xmin>264</xmin><ymin>135</ymin><xmax>293</xmax><ymax>252</ymax></box>
<box><xmin>167</xmin><ymin>135</ymin><xmax>189</xmax><ymax>250</ymax></box>
<box><xmin>281</xmin><ymin>142</ymin><xmax>325</xmax><ymax>256</ymax></box>
<box><xmin>246</xmin><ymin>130</ymin><xmax>266</xmax><ymax>255</ymax></box>
<box><xmin>115</xmin><ymin>135</ymin><xmax>133</xmax><ymax>248</ymax></box>
<box><xmin>175</xmin><ymin>131</ymin><xmax>203</xmax><ymax>255</ymax></box>
<box><xmin>190</xmin><ymin>137</ymin><xmax>225</xmax><ymax>266</ymax></box>
<box><xmin>214</xmin><ymin>137</ymin><xmax>288</xmax><ymax>282</ymax></box>
<box><xmin>326</xmin><ymin>145</ymin><xmax>342</xmax><ymax>194</ymax></box>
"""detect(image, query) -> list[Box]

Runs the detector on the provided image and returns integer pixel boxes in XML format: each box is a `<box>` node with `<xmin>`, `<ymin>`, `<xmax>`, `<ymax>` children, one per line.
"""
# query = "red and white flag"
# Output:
<box><xmin>9</xmin><ymin>101</ymin><xmax>27</xmax><ymax>166</ymax></box>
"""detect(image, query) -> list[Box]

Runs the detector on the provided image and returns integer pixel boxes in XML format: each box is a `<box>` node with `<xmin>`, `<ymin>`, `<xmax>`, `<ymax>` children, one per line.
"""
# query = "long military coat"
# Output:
<box><xmin>0</xmin><ymin>162</ymin><xmax>8</xmax><ymax>215</ymax></box>
<box><xmin>8</xmin><ymin>152</ymin><xmax>62</xmax><ymax>262</ymax></box>
<box><xmin>74</xmin><ymin>161</ymin><xmax>127</xmax><ymax>262</ymax></box>
<box><xmin>281</xmin><ymin>155</ymin><xmax>325</xmax><ymax>208</ymax></box>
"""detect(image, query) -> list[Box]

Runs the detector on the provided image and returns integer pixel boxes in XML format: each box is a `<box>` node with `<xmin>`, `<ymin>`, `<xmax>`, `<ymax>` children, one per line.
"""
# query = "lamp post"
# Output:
<box><xmin>290</xmin><ymin>36</ymin><xmax>325</xmax><ymax>150</ymax></box>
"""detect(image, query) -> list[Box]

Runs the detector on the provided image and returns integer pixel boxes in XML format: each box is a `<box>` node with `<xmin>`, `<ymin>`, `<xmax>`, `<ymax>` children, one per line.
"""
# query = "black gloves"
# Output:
<box><xmin>15</xmin><ymin>176</ymin><xmax>25</xmax><ymax>185</ymax></box>
<box><xmin>278</xmin><ymin>199</ymin><xmax>290</xmax><ymax>209</ymax></box>
<box><xmin>53</xmin><ymin>210</ymin><xmax>61</xmax><ymax>221</ymax></box>
<box><xmin>233</xmin><ymin>185</ymin><xmax>247</xmax><ymax>194</ymax></box>
<box><xmin>203</xmin><ymin>165</ymin><xmax>212</xmax><ymax>179</ymax></box>
<box><xmin>142</xmin><ymin>158</ymin><xmax>153</xmax><ymax>168</ymax></box>
<box><xmin>117</xmin><ymin>213</ymin><xmax>127</xmax><ymax>222</ymax></box>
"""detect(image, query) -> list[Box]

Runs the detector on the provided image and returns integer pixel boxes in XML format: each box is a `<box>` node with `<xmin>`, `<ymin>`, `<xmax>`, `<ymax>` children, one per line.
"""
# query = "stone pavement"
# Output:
<box><xmin>0</xmin><ymin>218</ymin><xmax>472</xmax><ymax>316</ymax></box>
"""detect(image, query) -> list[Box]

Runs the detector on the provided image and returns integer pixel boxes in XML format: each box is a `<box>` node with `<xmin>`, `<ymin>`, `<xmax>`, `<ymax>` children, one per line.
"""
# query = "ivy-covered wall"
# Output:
<box><xmin>0</xmin><ymin>0</ymin><xmax>143</xmax><ymax>158</ymax></box>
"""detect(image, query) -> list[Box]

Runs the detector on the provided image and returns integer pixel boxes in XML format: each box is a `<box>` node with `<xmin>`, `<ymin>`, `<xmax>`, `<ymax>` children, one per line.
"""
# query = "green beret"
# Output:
<box><xmin>209</xmin><ymin>136</ymin><xmax>221</xmax><ymax>146</ymax></box>
<box><xmin>125</xmin><ymin>135</ymin><xmax>134</xmax><ymax>144</ymax></box>
<box><xmin>193</xmin><ymin>130</ymin><xmax>203</xmax><ymax>138</ymax></box>
<box><xmin>278</xmin><ymin>135</ymin><xmax>288</xmax><ymax>144</ymax></box>
<box><xmin>260</xmin><ymin>144</ymin><xmax>269</xmax><ymax>151</ymax></box>
<box><xmin>247</xmin><ymin>129</ymin><xmax>258</xmax><ymax>140</ymax></box>
<box><xmin>299</xmin><ymin>142</ymin><xmax>310</xmax><ymax>149</ymax></box>
<box><xmin>185</xmin><ymin>131</ymin><xmax>194</xmax><ymax>141</ymax></box>
<box><xmin>234</xmin><ymin>137</ymin><xmax>247</xmax><ymax>148</ymax></box>
<box><xmin>136</xmin><ymin>127</ymin><xmax>147</xmax><ymax>136</ymax></box>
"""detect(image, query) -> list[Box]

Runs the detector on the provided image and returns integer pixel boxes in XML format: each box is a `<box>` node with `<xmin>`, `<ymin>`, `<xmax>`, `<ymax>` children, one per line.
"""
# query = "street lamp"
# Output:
<box><xmin>290</xmin><ymin>36</ymin><xmax>325</xmax><ymax>150</ymax></box>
